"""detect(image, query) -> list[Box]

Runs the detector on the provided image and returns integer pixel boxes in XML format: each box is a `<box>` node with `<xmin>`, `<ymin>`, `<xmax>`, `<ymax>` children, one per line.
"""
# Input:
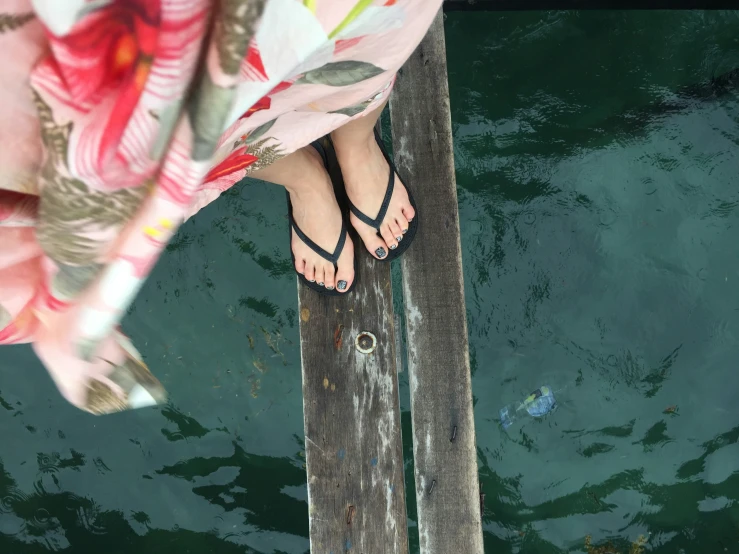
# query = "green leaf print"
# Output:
<box><xmin>329</xmin><ymin>99</ymin><xmax>373</xmax><ymax>117</ymax></box>
<box><xmin>297</xmin><ymin>61</ymin><xmax>385</xmax><ymax>87</ymax></box>
<box><xmin>149</xmin><ymin>99</ymin><xmax>183</xmax><ymax>161</ymax></box>
<box><xmin>245</xmin><ymin>119</ymin><xmax>276</xmax><ymax>144</ymax></box>
<box><xmin>0</xmin><ymin>12</ymin><xmax>34</xmax><ymax>34</ymax></box>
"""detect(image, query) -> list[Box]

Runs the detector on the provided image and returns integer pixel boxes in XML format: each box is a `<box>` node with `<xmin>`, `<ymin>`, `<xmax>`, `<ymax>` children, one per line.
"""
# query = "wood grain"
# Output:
<box><xmin>298</xmin><ymin>129</ymin><xmax>409</xmax><ymax>554</ymax></box>
<box><xmin>389</xmin><ymin>11</ymin><xmax>484</xmax><ymax>554</ymax></box>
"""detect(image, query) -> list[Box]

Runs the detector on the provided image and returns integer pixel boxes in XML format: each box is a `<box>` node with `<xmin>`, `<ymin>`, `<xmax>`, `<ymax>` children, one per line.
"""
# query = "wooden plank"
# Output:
<box><xmin>389</xmin><ymin>11</ymin><xmax>485</xmax><ymax>554</ymax></box>
<box><xmin>298</xmin><ymin>128</ymin><xmax>409</xmax><ymax>554</ymax></box>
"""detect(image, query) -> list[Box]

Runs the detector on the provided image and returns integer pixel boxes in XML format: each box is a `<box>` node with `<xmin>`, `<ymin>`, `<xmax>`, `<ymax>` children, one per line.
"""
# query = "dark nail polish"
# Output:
<box><xmin>396</xmin><ymin>235</ymin><xmax>403</xmax><ymax>242</ymax></box>
<box><xmin>326</xmin><ymin>286</ymin><xmax>334</xmax><ymax>290</ymax></box>
<box><xmin>309</xmin><ymin>279</ymin><xmax>315</xmax><ymax>283</ymax></box>
<box><xmin>375</xmin><ymin>247</ymin><xmax>386</xmax><ymax>258</ymax></box>
<box><xmin>402</xmin><ymin>229</ymin><xmax>408</xmax><ymax>234</ymax></box>
<box><xmin>338</xmin><ymin>280</ymin><xmax>347</xmax><ymax>291</ymax></box>
<box><xmin>390</xmin><ymin>244</ymin><xmax>397</xmax><ymax>250</ymax></box>
<box><xmin>318</xmin><ymin>282</ymin><xmax>324</xmax><ymax>287</ymax></box>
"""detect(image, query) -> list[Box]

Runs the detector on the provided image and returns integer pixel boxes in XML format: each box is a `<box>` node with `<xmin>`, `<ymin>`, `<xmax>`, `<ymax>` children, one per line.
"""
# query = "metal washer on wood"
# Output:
<box><xmin>355</xmin><ymin>331</ymin><xmax>377</xmax><ymax>354</ymax></box>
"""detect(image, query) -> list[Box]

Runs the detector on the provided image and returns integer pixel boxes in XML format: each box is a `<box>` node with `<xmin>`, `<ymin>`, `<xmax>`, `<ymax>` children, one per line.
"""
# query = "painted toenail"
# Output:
<box><xmin>375</xmin><ymin>247</ymin><xmax>386</xmax><ymax>258</ymax></box>
<box><xmin>390</xmin><ymin>244</ymin><xmax>397</xmax><ymax>250</ymax></box>
<box><xmin>318</xmin><ymin>282</ymin><xmax>324</xmax><ymax>287</ymax></box>
<box><xmin>338</xmin><ymin>280</ymin><xmax>347</xmax><ymax>290</ymax></box>
<box><xmin>326</xmin><ymin>286</ymin><xmax>334</xmax><ymax>290</ymax></box>
<box><xmin>309</xmin><ymin>279</ymin><xmax>315</xmax><ymax>283</ymax></box>
<box><xmin>402</xmin><ymin>229</ymin><xmax>408</xmax><ymax>234</ymax></box>
<box><xmin>396</xmin><ymin>236</ymin><xmax>403</xmax><ymax>242</ymax></box>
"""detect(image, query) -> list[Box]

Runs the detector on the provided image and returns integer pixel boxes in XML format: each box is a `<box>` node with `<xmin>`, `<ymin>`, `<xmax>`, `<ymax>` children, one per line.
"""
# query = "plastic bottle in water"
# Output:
<box><xmin>499</xmin><ymin>385</ymin><xmax>557</xmax><ymax>430</ymax></box>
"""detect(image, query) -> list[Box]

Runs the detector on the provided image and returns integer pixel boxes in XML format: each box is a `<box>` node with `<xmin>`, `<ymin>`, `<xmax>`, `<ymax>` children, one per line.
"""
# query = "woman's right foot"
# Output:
<box><xmin>286</xmin><ymin>147</ymin><xmax>355</xmax><ymax>292</ymax></box>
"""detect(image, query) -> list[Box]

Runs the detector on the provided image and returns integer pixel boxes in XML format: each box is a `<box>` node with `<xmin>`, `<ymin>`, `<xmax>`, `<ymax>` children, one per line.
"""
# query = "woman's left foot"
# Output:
<box><xmin>331</xmin><ymin>132</ymin><xmax>415</xmax><ymax>260</ymax></box>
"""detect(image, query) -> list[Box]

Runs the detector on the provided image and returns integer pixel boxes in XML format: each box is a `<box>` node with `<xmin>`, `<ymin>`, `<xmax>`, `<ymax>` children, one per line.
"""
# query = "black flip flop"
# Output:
<box><xmin>288</xmin><ymin>140</ymin><xmax>357</xmax><ymax>296</ymax></box>
<box><xmin>345</xmin><ymin>127</ymin><xmax>419</xmax><ymax>263</ymax></box>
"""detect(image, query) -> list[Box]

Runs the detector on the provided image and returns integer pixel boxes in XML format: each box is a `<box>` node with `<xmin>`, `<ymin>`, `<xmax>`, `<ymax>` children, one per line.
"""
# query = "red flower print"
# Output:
<box><xmin>335</xmin><ymin>36</ymin><xmax>365</xmax><ymax>55</ymax></box>
<box><xmin>204</xmin><ymin>147</ymin><xmax>258</xmax><ymax>184</ymax></box>
<box><xmin>36</xmin><ymin>281</ymin><xmax>71</xmax><ymax>312</ymax></box>
<box><xmin>0</xmin><ymin>303</ymin><xmax>38</xmax><ymax>344</ymax></box>
<box><xmin>268</xmin><ymin>80</ymin><xmax>294</xmax><ymax>96</ymax></box>
<box><xmin>43</xmin><ymin>1</ymin><xmax>160</xmax><ymax>105</ymax></box>
<box><xmin>0</xmin><ymin>321</ymin><xmax>19</xmax><ymax>343</ymax></box>
<box><xmin>240</xmin><ymin>96</ymin><xmax>271</xmax><ymax>119</ymax></box>
<box><xmin>241</xmin><ymin>39</ymin><xmax>269</xmax><ymax>82</ymax></box>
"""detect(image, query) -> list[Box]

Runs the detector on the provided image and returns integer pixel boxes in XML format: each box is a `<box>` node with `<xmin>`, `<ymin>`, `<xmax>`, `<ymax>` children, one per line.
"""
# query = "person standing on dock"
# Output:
<box><xmin>0</xmin><ymin>0</ymin><xmax>441</xmax><ymax>413</ymax></box>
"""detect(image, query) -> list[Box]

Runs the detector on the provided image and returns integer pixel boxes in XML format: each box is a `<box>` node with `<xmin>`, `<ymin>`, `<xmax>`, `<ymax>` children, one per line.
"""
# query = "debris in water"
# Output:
<box><xmin>583</xmin><ymin>534</ymin><xmax>648</xmax><ymax>554</ymax></box>
<box><xmin>249</xmin><ymin>377</ymin><xmax>260</xmax><ymax>398</ymax></box>
<box><xmin>629</xmin><ymin>536</ymin><xmax>647</xmax><ymax>554</ymax></box>
<box><xmin>253</xmin><ymin>358</ymin><xmax>267</xmax><ymax>373</ymax></box>
<box><xmin>663</xmin><ymin>405</ymin><xmax>678</xmax><ymax>415</ymax></box>
<box><xmin>499</xmin><ymin>386</ymin><xmax>557</xmax><ymax>430</ymax></box>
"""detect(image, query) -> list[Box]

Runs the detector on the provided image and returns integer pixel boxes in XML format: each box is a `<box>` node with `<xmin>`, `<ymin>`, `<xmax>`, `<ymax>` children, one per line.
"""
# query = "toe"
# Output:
<box><xmin>352</xmin><ymin>214</ymin><xmax>390</xmax><ymax>259</ymax></box>
<box><xmin>401</xmin><ymin>202</ymin><xmax>416</xmax><ymax>223</ymax></box>
<box><xmin>304</xmin><ymin>264</ymin><xmax>316</xmax><ymax>283</ymax></box>
<box><xmin>323</xmin><ymin>262</ymin><xmax>336</xmax><ymax>290</ymax></box>
<box><xmin>388</xmin><ymin>218</ymin><xmax>404</xmax><ymax>243</ymax></box>
<box><xmin>396</xmin><ymin>215</ymin><xmax>409</xmax><ymax>235</ymax></box>
<box><xmin>335</xmin><ymin>239</ymin><xmax>355</xmax><ymax>292</ymax></box>
<box><xmin>295</xmin><ymin>258</ymin><xmax>306</xmax><ymax>275</ymax></box>
<box><xmin>355</xmin><ymin>225</ymin><xmax>389</xmax><ymax>260</ymax></box>
<box><xmin>380</xmin><ymin>224</ymin><xmax>399</xmax><ymax>251</ymax></box>
<box><xmin>315</xmin><ymin>266</ymin><xmax>325</xmax><ymax>287</ymax></box>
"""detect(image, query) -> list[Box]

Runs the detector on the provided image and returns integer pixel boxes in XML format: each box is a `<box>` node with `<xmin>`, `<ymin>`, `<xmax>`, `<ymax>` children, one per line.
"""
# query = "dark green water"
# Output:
<box><xmin>448</xmin><ymin>10</ymin><xmax>739</xmax><ymax>554</ymax></box>
<box><xmin>3</xmin><ymin>10</ymin><xmax>739</xmax><ymax>554</ymax></box>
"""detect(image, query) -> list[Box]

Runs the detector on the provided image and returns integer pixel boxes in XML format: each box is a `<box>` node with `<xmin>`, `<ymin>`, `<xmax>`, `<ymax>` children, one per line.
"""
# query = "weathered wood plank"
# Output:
<box><xmin>299</xmin><ymin>131</ymin><xmax>409</xmax><ymax>554</ymax></box>
<box><xmin>389</xmin><ymin>11</ymin><xmax>484</xmax><ymax>554</ymax></box>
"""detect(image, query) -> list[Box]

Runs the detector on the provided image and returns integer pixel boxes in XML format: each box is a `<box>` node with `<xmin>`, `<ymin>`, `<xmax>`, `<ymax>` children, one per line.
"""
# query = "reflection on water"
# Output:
<box><xmin>448</xmin><ymin>10</ymin><xmax>739</xmax><ymax>554</ymax></box>
<box><xmin>1</xmin><ymin>180</ymin><xmax>311</xmax><ymax>553</ymax></box>
<box><xmin>3</xmin><ymin>10</ymin><xmax>739</xmax><ymax>554</ymax></box>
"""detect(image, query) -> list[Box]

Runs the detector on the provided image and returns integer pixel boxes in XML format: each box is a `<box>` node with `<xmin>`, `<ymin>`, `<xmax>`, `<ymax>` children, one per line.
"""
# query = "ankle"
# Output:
<box><xmin>283</xmin><ymin>147</ymin><xmax>329</xmax><ymax>197</ymax></box>
<box><xmin>331</xmin><ymin>131</ymin><xmax>374</xmax><ymax>163</ymax></box>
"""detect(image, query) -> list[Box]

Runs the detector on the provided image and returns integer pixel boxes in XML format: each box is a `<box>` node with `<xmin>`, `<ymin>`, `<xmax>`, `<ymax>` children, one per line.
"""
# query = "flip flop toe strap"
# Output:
<box><xmin>291</xmin><ymin>216</ymin><xmax>347</xmax><ymax>265</ymax></box>
<box><xmin>348</xmin><ymin>163</ymin><xmax>394</xmax><ymax>231</ymax></box>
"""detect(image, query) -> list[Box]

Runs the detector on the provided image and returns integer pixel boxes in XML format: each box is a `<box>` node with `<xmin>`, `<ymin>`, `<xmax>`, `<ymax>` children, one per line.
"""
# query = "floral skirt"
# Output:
<box><xmin>0</xmin><ymin>0</ymin><xmax>441</xmax><ymax>414</ymax></box>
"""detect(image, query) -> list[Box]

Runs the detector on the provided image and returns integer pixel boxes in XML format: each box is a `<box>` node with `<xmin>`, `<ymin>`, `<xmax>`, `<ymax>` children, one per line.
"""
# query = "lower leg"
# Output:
<box><xmin>330</xmin><ymin>100</ymin><xmax>386</xmax><ymax>157</ymax></box>
<box><xmin>250</xmin><ymin>146</ymin><xmax>355</xmax><ymax>291</ymax></box>
<box><xmin>250</xmin><ymin>147</ymin><xmax>323</xmax><ymax>194</ymax></box>
<box><xmin>330</xmin><ymin>100</ymin><xmax>415</xmax><ymax>259</ymax></box>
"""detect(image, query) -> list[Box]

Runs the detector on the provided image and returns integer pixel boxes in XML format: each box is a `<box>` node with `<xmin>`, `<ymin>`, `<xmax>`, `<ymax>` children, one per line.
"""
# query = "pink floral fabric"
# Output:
<box><xmin>0</xmin><ymin>0</ymin><xmax>441</xmax><ymax>414</ymax></box>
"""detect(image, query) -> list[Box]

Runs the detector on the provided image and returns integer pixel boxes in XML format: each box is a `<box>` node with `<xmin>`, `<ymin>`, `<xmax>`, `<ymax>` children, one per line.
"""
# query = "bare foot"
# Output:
<box><xmin>332</xmin><ymin>133</ymin><xmax>415</xmax><ymax>260</ymax></box>
<box><xmin>286</xmin><ymin>147</ymin><xmax>355</xmax><ymax>291</ymax></box>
